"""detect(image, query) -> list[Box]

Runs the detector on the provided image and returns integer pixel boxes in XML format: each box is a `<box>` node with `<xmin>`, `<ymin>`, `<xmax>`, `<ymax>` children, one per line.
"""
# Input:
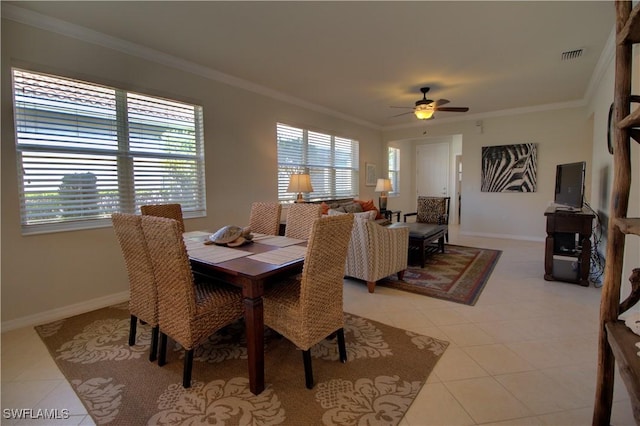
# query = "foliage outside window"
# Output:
<box><xmin>277</xmin><ymin>123</ymin><xmax>359</xmax><ymax>202</ymax></box>
<box><xmin>388</xmin><ymin>147</ymin><xmax>400</xmax><ymax>196</ymax></box>
<box><xmin>12</xmin><ymin>68</ymin><xmax>206</xmax><ymax>234</ymax></box>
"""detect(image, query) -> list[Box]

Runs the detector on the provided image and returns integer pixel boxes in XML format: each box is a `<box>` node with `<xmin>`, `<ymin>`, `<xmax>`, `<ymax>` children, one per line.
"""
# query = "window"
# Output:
<box><xmin>388</xmin><ymin>147</ymin><xmax>400</xmax><ymax>196</ymax></box>
<box><xmin>12</xmin><ymin>69</ymin><xmax>206</xmax><ymax>234</ymax></box>
<box><xmin>277</xmin><ymin>123</ymin><xmax>359</xmax><ymax>202</ymax></box>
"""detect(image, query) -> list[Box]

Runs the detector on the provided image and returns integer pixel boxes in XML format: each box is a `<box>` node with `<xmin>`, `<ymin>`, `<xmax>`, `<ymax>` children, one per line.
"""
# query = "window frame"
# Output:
<box><xmin>276</xmin><ymin>122</ymin><xmax>359</xmax><ymax>203</ymax></box>
<box><xmin>11</xmin><ymin>68</ymin><xmax>207</xmax><ymax>235</ymax></box>
<box><xmin>388</xmin><ymin>146</ymin><xmax>400</xmax><ymax>196</ymax></box>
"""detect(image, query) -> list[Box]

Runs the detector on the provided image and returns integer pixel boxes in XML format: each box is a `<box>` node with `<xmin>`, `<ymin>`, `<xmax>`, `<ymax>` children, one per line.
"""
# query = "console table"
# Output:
<box><xmin>543</xmin><ymin>206</ymin><xmax>594</xmax><ymax>286</ymax></box>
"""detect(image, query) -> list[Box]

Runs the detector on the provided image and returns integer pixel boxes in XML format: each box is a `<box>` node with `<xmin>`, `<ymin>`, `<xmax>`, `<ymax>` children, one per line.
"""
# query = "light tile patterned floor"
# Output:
<box><xmin>1</xmin><ymin>226</ymin><xmax>636</xmax><ymax>425</ymax></box>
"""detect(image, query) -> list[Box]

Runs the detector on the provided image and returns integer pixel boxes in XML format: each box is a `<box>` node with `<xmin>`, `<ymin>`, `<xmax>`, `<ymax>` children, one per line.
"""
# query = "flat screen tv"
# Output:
<box><xmin>554</xmin><ymin>161</ymin><xmax>586</xmax><ymax>211</ymax></box>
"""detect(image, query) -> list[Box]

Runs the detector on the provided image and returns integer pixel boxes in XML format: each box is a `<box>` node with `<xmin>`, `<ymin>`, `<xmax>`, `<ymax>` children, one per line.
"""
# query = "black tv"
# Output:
<box><xmin>554</xmin><ymin>161</ymin><xmax>586</xmax><ymax>211</ymax></box>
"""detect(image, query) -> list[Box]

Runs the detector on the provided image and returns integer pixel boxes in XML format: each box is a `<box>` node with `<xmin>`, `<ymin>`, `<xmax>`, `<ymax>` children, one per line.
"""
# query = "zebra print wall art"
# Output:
<box><xmin>481</xmin><ymin>143</ymin><xmax>537</xmax><ymax>192</ymax></box>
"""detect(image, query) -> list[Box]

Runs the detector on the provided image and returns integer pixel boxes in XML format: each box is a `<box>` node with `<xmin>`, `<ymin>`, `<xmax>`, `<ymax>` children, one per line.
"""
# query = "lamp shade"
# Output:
<box><xmin>414</xmin><ymin>104</ymin><xmax>434</xmax><ymax>120</ymax></box>
<box><xmin>375</xmin><ymin>178</ymin><xmax>393</xmax><ymax>193</ymax></box>
<box><xmin>287</xmin><ymin>174</ymin><xmax>314</xmax><ymax>193</ymax></box>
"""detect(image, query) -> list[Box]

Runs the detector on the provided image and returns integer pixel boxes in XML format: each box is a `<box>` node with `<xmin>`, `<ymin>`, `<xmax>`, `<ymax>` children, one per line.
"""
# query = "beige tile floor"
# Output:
<box><xmin>1</xmin><ymin>226</ymin><xmax>636</xmax><ymax>425</ymax></box>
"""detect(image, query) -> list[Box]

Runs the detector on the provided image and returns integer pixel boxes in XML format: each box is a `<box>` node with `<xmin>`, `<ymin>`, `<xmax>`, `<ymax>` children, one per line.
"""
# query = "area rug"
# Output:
<box><xmin>35</xmin><ymin>303</ymin><xmax>449</xmax><ymax>425</ymax></box>
<box><xmin>379</xmin><ymin>245</ymin><xmax>502</xmax><ymax>306</ymax></box>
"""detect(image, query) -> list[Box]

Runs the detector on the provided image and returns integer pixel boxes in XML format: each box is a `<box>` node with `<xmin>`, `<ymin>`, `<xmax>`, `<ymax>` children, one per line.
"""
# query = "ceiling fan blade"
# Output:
<box><xmin>434</xmin><ymin>99</ymin><xmax>450</xmax><ymax>107</ymax></box>
<box><xmin>389</xmin><ymin>106</ymin><xmax>414</xmax><ymax>109</ymax></box>
<box><xmin>435</xmin><ymin>106</ymin><xmax>469</xmax><ymax>112</ymax></box>
<box><xmin>391</xmin><ymin>111</ymin><xmax>413</xmax><ymax>117</ymax></box>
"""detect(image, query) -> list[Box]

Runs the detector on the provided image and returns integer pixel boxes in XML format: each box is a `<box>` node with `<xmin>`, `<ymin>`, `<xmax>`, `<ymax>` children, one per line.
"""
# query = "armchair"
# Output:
<box><xmin>404</xmin><ymin>196</ymin><xmax>450</xmax><ymax>242</ymax></box>
<box><xmin>344</xmin><ymin>216</ymin><xmax>409</xmax><ymax>293</ymax></box>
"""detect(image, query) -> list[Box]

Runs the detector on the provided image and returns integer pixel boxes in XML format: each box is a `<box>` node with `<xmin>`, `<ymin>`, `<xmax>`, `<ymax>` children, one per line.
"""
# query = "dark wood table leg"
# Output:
<box><xmin>242</xmin><ymin>279</ymin><xmax>265</xmax><ymax>395</ymax></box>
<box><xmin>439</xmin><ymin>234</ymin><xmax>445</xmax><ymax>253</ymax></box>
<box><xmin>420</xmin><ymin>238</ymin><xmax>426</xmax><ymax>268</ymax></box>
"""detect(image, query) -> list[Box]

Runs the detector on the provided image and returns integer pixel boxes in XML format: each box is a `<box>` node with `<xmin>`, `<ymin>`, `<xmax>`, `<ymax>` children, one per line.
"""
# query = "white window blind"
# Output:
<box><xmin>12</xmin><ymin>68</ymin><xmax>206</xmax><ymax>234</ymax></box>
<box><xmin>388</xmin><ymin>147</ymin><xmax>400</xmax><ymax>196</ymax></box>
<box><xmin>277</xmin><ymin>123</ymin><xmax>359</xmax><ymax>202</ymax></box>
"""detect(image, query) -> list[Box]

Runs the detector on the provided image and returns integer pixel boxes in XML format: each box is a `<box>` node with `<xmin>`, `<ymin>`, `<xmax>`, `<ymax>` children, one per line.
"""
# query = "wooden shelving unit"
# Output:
<box><xmin>593</xmin><ymin>2</ymin><xmax>640</xmax><ymax>425</ymax></box>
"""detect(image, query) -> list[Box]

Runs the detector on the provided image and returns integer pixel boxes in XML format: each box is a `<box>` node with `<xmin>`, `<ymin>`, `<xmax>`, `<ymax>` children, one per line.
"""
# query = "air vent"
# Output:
<box><xmin>561</xmin><ymin>48</ymin><xmax>585</xmax><ymax>61</ymax></box>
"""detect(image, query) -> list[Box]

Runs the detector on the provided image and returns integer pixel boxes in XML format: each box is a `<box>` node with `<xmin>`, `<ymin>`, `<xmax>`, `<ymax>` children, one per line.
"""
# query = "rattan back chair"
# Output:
<box><xmin>141</xmin><ymin>203</ymin><xmax>185</xmax><ymax>233</ymax></box>
<box><xmin>140</xmin><ymin>215</ymin><xmax>244</xmax><ymax>388</ymax></box>
<box><xmin>111</xmin><ymin>213</ymin><xmax>160</xmax><ymax>362</ymax></box>
<box><xmin>284</xmin><ymin>203</ymin><xmax>322</xmax><ymax>240</ymax></box>
<box><xmin>263</xmin><ymin>213</ymin><xmax>354</xmax><ymax>389</ymax></box>
<box><xmin>249</xmin><ymin>202</ymin><xmax>282</xmax><ymax>235</ymax></box>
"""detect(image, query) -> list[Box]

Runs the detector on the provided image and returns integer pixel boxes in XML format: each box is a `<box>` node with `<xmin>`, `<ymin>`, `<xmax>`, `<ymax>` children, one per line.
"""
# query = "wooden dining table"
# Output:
<box><xmin>184</xmin><ymin>232</ymin><xmax>306</xmax><ymax>395</ymax></box>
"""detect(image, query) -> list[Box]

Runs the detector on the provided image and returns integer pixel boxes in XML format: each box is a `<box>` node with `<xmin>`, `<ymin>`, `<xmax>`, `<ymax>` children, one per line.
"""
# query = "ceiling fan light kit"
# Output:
<box><xmin>414</xmin><ymin>104</ymin><xmax>434</xmax><ymax>120</ymax></box>
<box><xmin>391</xmin><ymin>86</ymin><xmax>470</xmax><ymax>121</ymax></box>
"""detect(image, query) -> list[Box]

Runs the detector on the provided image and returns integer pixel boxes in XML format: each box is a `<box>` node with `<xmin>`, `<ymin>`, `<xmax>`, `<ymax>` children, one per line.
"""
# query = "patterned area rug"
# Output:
<box><xmin>35</xmin><ymin>304</ymin><xmax>448</xmax><ymax>425</ymax></box>
<box><xmin>379</xmin><ymin>245</ymin><xmax>502</xmax><ymax>305</ymax></box>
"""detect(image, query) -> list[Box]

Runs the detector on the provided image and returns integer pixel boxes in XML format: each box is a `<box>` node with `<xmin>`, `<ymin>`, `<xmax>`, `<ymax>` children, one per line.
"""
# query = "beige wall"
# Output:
<box><xmin>383</xmin><ymin>108</ymin><xmax>594</xmax><ymax>241</ymax></box>
<box><xmin>586</xmin><ymin>43</ymin><xmax>640</xmax><ymax>297</ymax></box>
<box><xmin>1</xmin><ymin>20</ymin><xmax>383</xmax><ymax>325</ymax></box>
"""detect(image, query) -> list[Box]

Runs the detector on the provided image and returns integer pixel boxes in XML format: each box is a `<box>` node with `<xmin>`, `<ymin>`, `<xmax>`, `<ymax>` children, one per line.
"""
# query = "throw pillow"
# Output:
<box><xmin>320</xmin><ymin>202</ymin><xmax>330</xmax><ymax>215</ymax></box>
<box><xmin>355</xmin><ymin>199</ymin><xmax>383</xmax><ymax>220</ymax></box>
<box><xmin>327</xmin><ymin>209</ymin><xmax>345</xmax><ymax>216</ymax></box>
<box><xmin>328</xmin><ymin>209</ymin><xmax>376</xmax><ymax>221</ymax></box>
<box><xmin>342</xmin><ymin>202</ymin><xmax>363</xmax><ymax>213</ymax></box>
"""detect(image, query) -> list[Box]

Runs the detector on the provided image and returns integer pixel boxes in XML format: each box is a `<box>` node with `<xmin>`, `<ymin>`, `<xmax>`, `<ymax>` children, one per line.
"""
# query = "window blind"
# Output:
<box><xmin>12</xmin><ymin>69</ymin><xmax>206</xmax><ymax>234</ymax></box>
<box><xmin>277</xmin><ymin>123</ymin><xmax>359</xmax><ymax>202</ymax></box>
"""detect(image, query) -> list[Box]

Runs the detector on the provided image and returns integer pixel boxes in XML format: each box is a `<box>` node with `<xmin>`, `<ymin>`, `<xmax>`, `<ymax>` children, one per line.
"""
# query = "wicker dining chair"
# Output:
<box><xmin>140</xmin><ymin>215</ymin><xmax>244</xmax><ymax>388</ymax></box>
<box><xmin>111</xmin><ymin>213</ymin><xmax>160</xmax><ymax>362</ymax></box>
<box><xmin>141</xmin><ymin>203</ymin><xmax>185</xmax><ymax>233</ymax></box>
<box><xmin>264</xmin><ymin>214</ymin><xmax>354</xmax><ymax>389</ymax></box>
<box><xmin>249</xmin><ymin>202</ymin><xmax>282</xmax><ymax>235</ymax></box>
<box><xmin>284</xmin><ymin>203</ymin><xmax>322</xmax><ymax>240</ymax></box>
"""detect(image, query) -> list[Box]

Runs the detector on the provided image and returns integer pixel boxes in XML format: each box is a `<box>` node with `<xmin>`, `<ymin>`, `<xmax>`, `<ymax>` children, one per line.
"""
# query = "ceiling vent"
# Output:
<box><xmin>561</xmin><ymin>48</ymin><xmax>585</xmax><ymax>61</ymax></box>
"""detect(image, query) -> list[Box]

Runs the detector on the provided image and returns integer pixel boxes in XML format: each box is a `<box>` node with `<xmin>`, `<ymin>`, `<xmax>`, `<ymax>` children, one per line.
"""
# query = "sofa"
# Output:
<box><xmin>329</xmin><ymin>209</ymin><xmax>409</xmax><ymax>293</ymax></box>
<box><xmin>318</xmin><ymin>198</ymin><xmax>391</xmax><ymax>226</ymax></box>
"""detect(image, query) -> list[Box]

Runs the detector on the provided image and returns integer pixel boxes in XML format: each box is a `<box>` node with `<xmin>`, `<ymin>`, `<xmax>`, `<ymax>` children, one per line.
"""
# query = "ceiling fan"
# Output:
<box><xmin>391</xmin><ymin>87</ymin><xmax>470</xmax><ymax>120</ymax></box>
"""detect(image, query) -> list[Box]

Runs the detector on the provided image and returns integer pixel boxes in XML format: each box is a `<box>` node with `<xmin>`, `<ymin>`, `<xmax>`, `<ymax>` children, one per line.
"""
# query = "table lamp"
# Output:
<box><xmin>375</xmin><ymin>178</ymin><xmax>393</xmax><ymax>211</ymax></box>
<box><xmin>287</xmin><ymin>173</ymin><xmax>314</xmax><ymax>203</ymax></box>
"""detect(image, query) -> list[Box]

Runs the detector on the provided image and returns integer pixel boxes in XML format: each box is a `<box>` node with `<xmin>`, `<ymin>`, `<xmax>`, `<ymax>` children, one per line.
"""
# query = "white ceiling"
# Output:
<box><xmin>4</xmin><ymin>1</ymin><xmax>615</xmax><ymax>129</ymax></box>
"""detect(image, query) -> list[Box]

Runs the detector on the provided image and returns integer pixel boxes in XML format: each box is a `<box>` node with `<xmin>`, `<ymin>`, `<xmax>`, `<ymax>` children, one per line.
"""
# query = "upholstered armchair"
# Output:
<box><xmin>404</xmin><ymin>196</ymin><xmax>450</xmax><ymax>242</ymax></box>
<box><xmin>344</xmin><ymin>216</ymin><xmax>409</xmax><ymax>293</ymax></box>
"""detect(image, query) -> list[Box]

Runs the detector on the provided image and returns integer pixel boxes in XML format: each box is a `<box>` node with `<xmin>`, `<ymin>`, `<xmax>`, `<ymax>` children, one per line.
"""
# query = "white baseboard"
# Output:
<box><xmin>460</xmin><ymin>230</ymin><xmax>545</xmax><ymax>243</ymax></box>
<box><xmin>1</xmin><ymin>291</ymin><xmax>129</xmax><ymax>332</ymax></box>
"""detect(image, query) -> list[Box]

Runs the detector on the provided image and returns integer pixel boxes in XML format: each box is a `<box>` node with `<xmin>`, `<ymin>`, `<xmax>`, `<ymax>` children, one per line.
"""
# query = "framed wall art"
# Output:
<box><xmin>481</xmin><ymin>143</ymin><xmax>538</xmax><ymax>192</ymax></box>
<box><xmin>365</xmin><ymin>162</ymin><xmax>377</xmax><ymax>186</ymax></box>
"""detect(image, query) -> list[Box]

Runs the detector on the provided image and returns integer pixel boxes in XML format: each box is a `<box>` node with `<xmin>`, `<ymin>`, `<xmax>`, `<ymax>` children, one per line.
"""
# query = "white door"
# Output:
<box><xmin>416</xmin><ymin>142</ymin><xmax>449</xmax><ymax>197</ymax></box>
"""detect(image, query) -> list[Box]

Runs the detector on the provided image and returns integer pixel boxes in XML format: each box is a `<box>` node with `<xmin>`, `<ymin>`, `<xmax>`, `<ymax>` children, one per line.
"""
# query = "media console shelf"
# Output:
<box><xmin>543</xmin><ymin>206</ymin><xmax>594</xmax><ymax>287</ymax></box>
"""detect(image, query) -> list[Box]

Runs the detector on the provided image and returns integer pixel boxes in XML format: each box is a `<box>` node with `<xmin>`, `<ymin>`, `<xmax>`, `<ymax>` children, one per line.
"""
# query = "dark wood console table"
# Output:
<box><xmin>544</xmin><ymin>206</ymin><xmax>594</xmax><ymax>287</ymax></box>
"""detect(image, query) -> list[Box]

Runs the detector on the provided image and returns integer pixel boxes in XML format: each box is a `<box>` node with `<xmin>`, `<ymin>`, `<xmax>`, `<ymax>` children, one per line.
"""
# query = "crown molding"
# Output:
<box><xmin>584</xmin><ymin>25</ymin><xmax>616</xmax><ymax>104</ymax></box>
<box><xmin>2</xmin><ymin>4</ymin><xmax>380</xmax><ymax>130</ymax></box>
<box><xmin>383</xmin><ymin>99</ymin><xmax>587</xmax><ymax>131</ymax></box>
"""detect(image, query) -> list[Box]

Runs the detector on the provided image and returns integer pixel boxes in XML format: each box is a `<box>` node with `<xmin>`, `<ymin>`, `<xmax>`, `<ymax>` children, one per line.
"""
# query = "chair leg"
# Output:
<box><xmin>158</xmin><ymin>332</ymin><xmax>167</xmax><ymax>366</ymax></box>
<box><xmin>183</xmin><ymin>349</ymin><xmax>194</xmax><ymax>388</ymax></box>
<box><xmin>128</xmin><ymin>315</ymin><xmax>137</xmax><ymax>346</ymax></box>
<box><xmin>302</xmin><ymin>350</ymin><xmax>314</xmax><ymax>389</ymax></box>
<box><xmin>397</xmin><ymin>270</ymin><xmax>405</xmax><ymax>281</ymax></box>
<box><xmin>367</xmin><ymin>281</ymin><xmax>376</xmax><ymax>293</ymax></box>
<box><xmin>337</xmin><ymin>328</ymin><xmax>347</xmax><ymax>363</ymax></box>
<box><xmin>149</xmin><ymin>326</ymin><xmax>159</xmax><ymax>362</ymax></box>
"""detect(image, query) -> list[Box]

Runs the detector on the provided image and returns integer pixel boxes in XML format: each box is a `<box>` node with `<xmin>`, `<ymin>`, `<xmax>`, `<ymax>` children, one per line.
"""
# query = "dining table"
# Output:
<box><xmin>183</xmin><ymin>231</ymin><xmax>306</xmax><ymax>395</ymax></box>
